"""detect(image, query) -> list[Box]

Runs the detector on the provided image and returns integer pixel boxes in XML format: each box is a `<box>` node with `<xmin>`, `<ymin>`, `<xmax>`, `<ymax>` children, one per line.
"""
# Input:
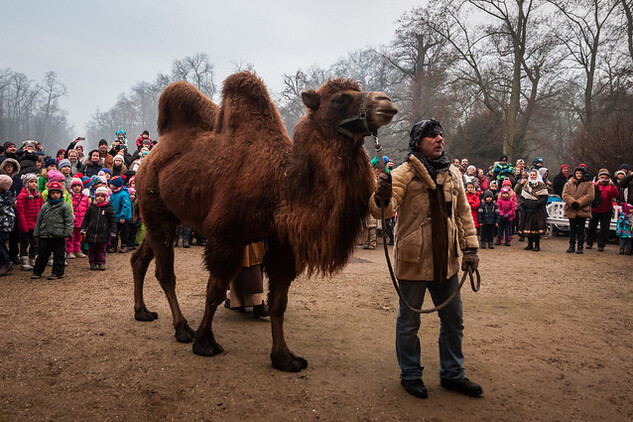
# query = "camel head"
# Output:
<box><xmin>301</xmin><ymin>79</ymin><xmax>397</xmax><ymax>138</ymax></box>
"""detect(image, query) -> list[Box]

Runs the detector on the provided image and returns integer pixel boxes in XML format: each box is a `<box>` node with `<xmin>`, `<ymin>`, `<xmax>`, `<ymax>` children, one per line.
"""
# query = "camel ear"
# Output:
<box><xmin>301</xmin><ymin>90</ymin><xmax>320</xmax><ymax>111</ymax></box>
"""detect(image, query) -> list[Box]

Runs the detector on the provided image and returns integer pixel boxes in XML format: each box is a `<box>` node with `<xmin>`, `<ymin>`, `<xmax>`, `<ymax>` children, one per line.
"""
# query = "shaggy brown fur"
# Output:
<box><xmin>131</xmin><ymin>71</ymin><xmax>397</xmax><ymax>372</ymax></box>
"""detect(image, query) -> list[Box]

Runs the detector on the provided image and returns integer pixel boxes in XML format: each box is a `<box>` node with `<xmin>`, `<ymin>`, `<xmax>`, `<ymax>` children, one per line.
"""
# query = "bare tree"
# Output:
<box><xmin>171</xmin><ymin>52</ymin><xmax>216</xmax><ymax>98</ymax></box>
<box><xmin>36</xmin><ymin>71</ymin><xmax>67</xmax><ymax>141</ymax></box>
<box><xmin>549</xmin><ymin>0</ymin><xmax>619</xmax><ymax>133</ymax></box>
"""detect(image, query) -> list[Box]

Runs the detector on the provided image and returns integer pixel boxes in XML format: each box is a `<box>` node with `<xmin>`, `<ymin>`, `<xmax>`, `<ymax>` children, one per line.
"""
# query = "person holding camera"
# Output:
<box><xmin>370</xmin><ymin>119</ymin><xmax>482</xmax><ymax>399</ymax></box>
<box><xmin>562</xmin><ymin>167</ymin><xmax>594</xmax><ymax>254</ymax></box>
<box><xmin>586</xmin><ymin>169</ymin><xmax>620</xmax><ymax>251</ymax></box>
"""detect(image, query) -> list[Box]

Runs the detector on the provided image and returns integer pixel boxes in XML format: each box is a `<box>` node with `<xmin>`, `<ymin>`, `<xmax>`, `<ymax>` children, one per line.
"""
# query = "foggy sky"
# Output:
<box><xmin>2</xmin><ymin>0</ymin><xmax>424</xmax><ymax>133</ymax></box>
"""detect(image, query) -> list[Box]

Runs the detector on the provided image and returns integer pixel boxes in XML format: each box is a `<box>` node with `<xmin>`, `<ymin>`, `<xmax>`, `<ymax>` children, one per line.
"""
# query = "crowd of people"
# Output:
<box><xmin>0</xmin><ymin>130</ymin><xmax>157</xmax><ymax>278</ymax></box>
<box><xmin>360</xmin><ymin>153</ymin><xmax>633</xmax><ymax>256</ymax></box>
<box><xmin>453</xmin><ymin>155</ymin><xmax>632</xmax><ymax>255</ymax></box>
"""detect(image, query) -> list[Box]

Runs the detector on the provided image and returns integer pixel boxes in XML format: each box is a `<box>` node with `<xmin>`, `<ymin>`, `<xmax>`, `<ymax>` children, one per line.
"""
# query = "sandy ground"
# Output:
<box><xmin>1</xmin><ymin>236</ymin><xmax>632</xmax><ymax>421</ymax></box>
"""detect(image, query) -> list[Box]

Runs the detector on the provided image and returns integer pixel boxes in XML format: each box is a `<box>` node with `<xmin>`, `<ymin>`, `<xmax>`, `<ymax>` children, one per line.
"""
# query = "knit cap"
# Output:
<box><xmin>58</xmin><ymin>159</ymin><xmax>71</xmax><ymax>170</ymax></box>
<box><xmin>100</xmin><ymin>168</ymin><xmax>112</xmax><ymax>176</ymax></box>
<box><xmin>597</xmin><ymin>168</ymin><xmax>610</xmax><ymax>177</ymax></box>
<box><xmin>3</xmin><ymin>142</ymin><xmax>15</xmax><ymax>151</ymax></box>
<box><xmin>109</xmin><ymin>176</ymin><xmax>125</xmax><ymax>188</ymax></box>
<box><xmin>90</xmin><ymin>175</ymin><xmax>103</xmax><ymax>186</ymax></box>
<box><xmin>47</xmin><ymin>170</ymin><xmax>65</xmax><ymax>183</ymax></box>
<box><xmin>21</xmin><ymin>173</ymin><xmax>39</xmax><ymax>185</ymax></box>
<box><xmin>483</xmin><ymin>190</ymin><xmax>494</xmax><ymax>199</ymax></box>
<box><xmin>70</xmin><ymin>177</ymin><xmax>83</xmax><ymax>188</ymax></box>
<box><xmin>95</xmin><ymin>186</ymin><xmax>110</xmax><ymax>199</ymax></box>
<box><xmin>47</xmin><ymin>181</ymin><xmax>63</xmax><ymax>192</ymax></box>
<box><xmin>500</xmin><ymin>187</ymin><xmax>511</xmax><ymax>195</ymax></box>
<box><xmin>44</xmin><ymin>158</ymin><xmax>57</xmax><ymax>168</ymax></box>
<box><xmin>0</xmin><ymin>175</ymin><xmax>13</xmax><ymax>191</ymax></box>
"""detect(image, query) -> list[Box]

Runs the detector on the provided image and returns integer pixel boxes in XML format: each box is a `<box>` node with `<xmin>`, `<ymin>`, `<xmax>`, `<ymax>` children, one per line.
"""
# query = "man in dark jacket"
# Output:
<box><xmin>552</xmin><ymin>164</ymin><xmax>570</xmax><ymax>197</ymax></box>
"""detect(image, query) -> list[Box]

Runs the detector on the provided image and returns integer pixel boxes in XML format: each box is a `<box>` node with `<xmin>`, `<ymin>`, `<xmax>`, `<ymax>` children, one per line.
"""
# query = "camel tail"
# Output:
<box><xmin>157</xmin><ymin>82</ymin><xmax>218</xmax><ymax>135</ymax></box>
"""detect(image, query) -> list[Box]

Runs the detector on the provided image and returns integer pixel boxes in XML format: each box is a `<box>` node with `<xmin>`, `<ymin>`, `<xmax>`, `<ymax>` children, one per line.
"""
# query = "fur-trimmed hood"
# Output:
<box><xmin>0</xmin><ymin>157</ymin><xmax>20</xmax><ymax>177</ymax></box>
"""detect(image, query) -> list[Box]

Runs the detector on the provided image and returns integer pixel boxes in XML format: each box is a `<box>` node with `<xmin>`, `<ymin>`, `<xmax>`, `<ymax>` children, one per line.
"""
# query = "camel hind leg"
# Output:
<box><xmin>192</xmin><ymin>242</ymin><xmax>243</xmax><ymax>356</ymax></box>
<box><xmin>264</xmin><ymin>239</ymin><xmax>307</xmax><ymax>372</ymax></box>
<box><xmin>138</xmin><ymin>217</ymin><xmax>195</xmax><ymax>343</ymax></box>
<box><xmin>131</xmin><ymin>238</ymin><xmax>158</xmax><ymax>321</ymax></box>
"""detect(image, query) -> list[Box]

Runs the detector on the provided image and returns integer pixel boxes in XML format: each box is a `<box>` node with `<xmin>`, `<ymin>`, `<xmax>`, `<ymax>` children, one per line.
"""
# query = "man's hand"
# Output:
<box><xmin>375</xmin><ymin>173</ymin><xmax>392</xmax><ymax>202</ymax></box>
<box><xmin>462</xmin><ymin>248</ymin><xmax>479</xmax><ymax>272</ymax></box>
<box><xmin>571</xmin><ymin>201</ymin><xmax>579</xmax><ymax>209</ymax></box>
<box><xmin>119</xmin><ymin>218</ymin><xmax>125</xmax><ymax>224</ymax></box>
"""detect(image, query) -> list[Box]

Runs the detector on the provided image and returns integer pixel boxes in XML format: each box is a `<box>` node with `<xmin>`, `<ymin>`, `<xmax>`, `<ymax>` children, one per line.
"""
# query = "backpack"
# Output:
<box><xmin>591</xmin><ymin>184</ymin><xmax>602</xmax><ymax>209</ymax></box>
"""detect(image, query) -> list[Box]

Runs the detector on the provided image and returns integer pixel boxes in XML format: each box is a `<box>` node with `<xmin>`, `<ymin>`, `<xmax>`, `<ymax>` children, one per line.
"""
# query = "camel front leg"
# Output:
<box><xmin>264</xmin><ymin>241</ymin><xmax>306</xmax><ymax>372</ymax></box>
<box><xmin>268</xmin><ymin>276</ymin><xmax>307</xmax><ymax>372</ymax></box>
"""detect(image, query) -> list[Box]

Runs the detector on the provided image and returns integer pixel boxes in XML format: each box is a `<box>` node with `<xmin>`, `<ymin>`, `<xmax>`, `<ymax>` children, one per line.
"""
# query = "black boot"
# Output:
<box><xmin>533</xmin><ymin>237</ymin><xmax>540</xmax><ymax>252</ymax></box>
<box><xmin>524</xmin><ymin>238</ymin><xmax>533</xmax><ymax>250</ymax></box>
<box><xmin>576</xmin><ymin>245</ymin><xmax>583</xmax><ymax>254</ymax></box>
<box><xmin>566</xmin><ymin>245</ymin><xmax>575</xmax><ymax>253</ymax></box>
<box><xmin>620</xmin><ymin>247</ymin><xmax>626</xmax><ymax>255</ymax></box>
<box><xmin>488</xmin><ymin>241</ymin><xmax>494</xmax><ymax>249</ymax></box>
<box><xmin>252</xmin><ymin>302</ymin><xmax>269</xmax><ymax>318</ymax></box>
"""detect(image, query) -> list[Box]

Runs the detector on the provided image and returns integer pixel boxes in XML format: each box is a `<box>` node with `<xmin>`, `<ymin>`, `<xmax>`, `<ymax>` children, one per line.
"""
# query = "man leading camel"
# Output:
<box><xmin>370</xmin><ymin>119</ymin><xmax>482</xmax><ymax>399</ymax></box>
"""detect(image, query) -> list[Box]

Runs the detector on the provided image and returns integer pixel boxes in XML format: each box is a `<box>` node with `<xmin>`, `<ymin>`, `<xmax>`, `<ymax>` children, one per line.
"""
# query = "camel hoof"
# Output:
<box><xmin>192</xmin><ymin>337</ymin><xmax>224</xmax><ymax>357</ymax></box>
<box><xmin>174</xmin><ymin>324</ymin><xmax>195</xmax><ymax>343</ymax></box>
<box><xmin>135</xmin><ymin>310</ymin><xmax>158</xmax><ymax>321</ymax></box>
<box><xmin>271</xmin><ymin>353</ymin><xmax>309</xmax><ymax>372</ymax></box>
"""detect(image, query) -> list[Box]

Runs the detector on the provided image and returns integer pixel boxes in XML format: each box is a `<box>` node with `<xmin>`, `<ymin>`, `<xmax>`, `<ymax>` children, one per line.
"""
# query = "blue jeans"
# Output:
<box><xmin>396</xmin><ymin>274</ymin><xmax>464</xmax><ymax>381</ymax></box>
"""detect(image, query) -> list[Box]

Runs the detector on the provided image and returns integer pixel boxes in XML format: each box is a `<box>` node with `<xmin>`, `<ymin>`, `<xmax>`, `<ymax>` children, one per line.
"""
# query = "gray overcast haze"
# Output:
<box><xmin>2</xmin><ymin>0</ymin><xmax>425</xmax><ymax>133</ymax></box>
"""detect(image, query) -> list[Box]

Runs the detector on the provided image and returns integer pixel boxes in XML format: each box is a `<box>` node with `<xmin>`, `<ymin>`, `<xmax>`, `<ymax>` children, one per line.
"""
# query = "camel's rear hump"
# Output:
<box><xmin>157</xmin><ymin>82</ymin><xmax>218</xmax><ymax>135</ymax></box>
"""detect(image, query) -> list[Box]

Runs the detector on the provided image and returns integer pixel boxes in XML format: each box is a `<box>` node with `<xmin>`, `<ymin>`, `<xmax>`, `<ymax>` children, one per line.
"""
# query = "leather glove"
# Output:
<box><xmin>571</xmin><ymin>201</ymin><xmax>579</xmax><ymax>209</ymax></box>
<box><xmin>375</xmin><ymin>173</ymin><xmax>392</xmax><ymax>203</ymax></box>
<box><xmin>462</xmin><ymin>248</ymin><xmax>479</xmax><ymax>272</ymax></box>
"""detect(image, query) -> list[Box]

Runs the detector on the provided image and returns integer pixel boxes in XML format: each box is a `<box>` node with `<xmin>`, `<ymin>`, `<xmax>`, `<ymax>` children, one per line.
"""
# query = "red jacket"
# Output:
<box><xmin>592</xmin><ymin>183</ymin><xmax>619</xmax><ymax>214</ymax></box>
<box><xmin>466</xmin><ymin>191</ymin><xmax>480</xmax><ymax>228</ymax></box>
<box><xmin>71</xmin><ymin>192</ymin><xmax>91</xmax><ymax>228</ymax></box>
<box><xmin>16</xmin><ymin>187</ymin><xmax>43</xmax><ymax>232</ymax></box>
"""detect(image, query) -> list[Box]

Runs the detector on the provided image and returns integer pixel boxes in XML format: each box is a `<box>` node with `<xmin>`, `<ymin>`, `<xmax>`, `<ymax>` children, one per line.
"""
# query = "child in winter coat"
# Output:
<box><xmin>478</xmin><ymin>190</ymin><xmax>500</xmax><ymax>249</ymax></box>
<box><xmin>496</xmin><ymin>187</ymin><xmax>517</xmax><ymax>246</ymax></box>
<box><xmin>0</xmin><ymin>175</ymin><xmax>16</xmax><ymax>276</ymax></box>
<box><xmin>108</xmin><ymin>176</ymin><xmax>132</xmax><ymax>253</ymax></box>
<box><xmin>616</xmin><ymin>203</ymin><xmax>633</xmax><ymax>255</ymax></box>
<box><xmin>31</xmin><ymin>181</ymin><xmax>74</xmax><ymax>280</ymax></box>
<box><xmin>15</xmin><ymin>173</ymin><xmax>43</xmax><ymax>270</ymax></box>
<box><xmin>67</xmin><ymin>178</ymin><xmax>90</xmax><ymax>258</ymax></box>
<box><xmin>81</xmin><ymin>186</ymin><xmax>117</xmax><ymax>270</ymax></box>
<box><xmin>465</xmin><ymin>182</ymin><xmax>480</xmax><ymax>229</ymax></box>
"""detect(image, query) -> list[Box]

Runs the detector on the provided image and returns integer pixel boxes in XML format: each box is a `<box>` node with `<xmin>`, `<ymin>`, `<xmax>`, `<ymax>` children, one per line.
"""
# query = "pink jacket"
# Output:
<box><xmin>16</xmin><ymin>187</ymin><xmax>43</xmax><ymax>232</ymax></box>
<box><xmin>497</xmin><ymin>196</ymin><xmax>517</xmax><ymax>220</ymax></box>
<box><xmin>71</xmin><ymin>192</ymin><xmax>91</xmax><ymax>228</ymax></box>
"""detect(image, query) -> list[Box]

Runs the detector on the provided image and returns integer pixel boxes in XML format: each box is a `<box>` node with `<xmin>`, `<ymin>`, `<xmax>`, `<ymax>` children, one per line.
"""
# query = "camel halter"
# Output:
<box><xmin>335</xmin><ymin>93</ymin><xmax>373</xmax><ymax>138</ymax></box>
<box><xmin>372</xmin><ymin>136</ymin><xmax>480</xmax><ymax>314</ymax></box>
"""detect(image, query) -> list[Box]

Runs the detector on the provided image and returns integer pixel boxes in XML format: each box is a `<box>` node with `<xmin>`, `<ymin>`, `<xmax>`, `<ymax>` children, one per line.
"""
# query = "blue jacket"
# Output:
<box><xmin>109</xmin><ymin>187</ymin><xmax>132</xmax><ymax>222</ymax></box>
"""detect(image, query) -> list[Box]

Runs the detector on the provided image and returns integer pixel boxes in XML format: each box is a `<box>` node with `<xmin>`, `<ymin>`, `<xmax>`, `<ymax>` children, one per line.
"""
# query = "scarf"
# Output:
<box><xmin>48</xmin><ymin>197</ymin><xmax>63</xmax><ymax>205</ymax></box>
<box><xmin>521</xmin><ymin>172</ymin><xmax>548</xmax><ymax>200</ymax></box>
<box><xmin>95</xmin><ymin>200</ymin><xmax>109</xmax><ymax>207</ymax></box>
<box><xmin>407</xmin><ymin>151</ymin><xmax>451</xmax><ymax>183</ymax></box>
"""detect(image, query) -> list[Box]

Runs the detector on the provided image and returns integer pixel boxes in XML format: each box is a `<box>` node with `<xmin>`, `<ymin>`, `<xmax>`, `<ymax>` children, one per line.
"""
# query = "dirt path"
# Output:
<box><xmin>1</xmin><ymin>236</ymin><xmax>632</xmax><ymax>421</ymax></box>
